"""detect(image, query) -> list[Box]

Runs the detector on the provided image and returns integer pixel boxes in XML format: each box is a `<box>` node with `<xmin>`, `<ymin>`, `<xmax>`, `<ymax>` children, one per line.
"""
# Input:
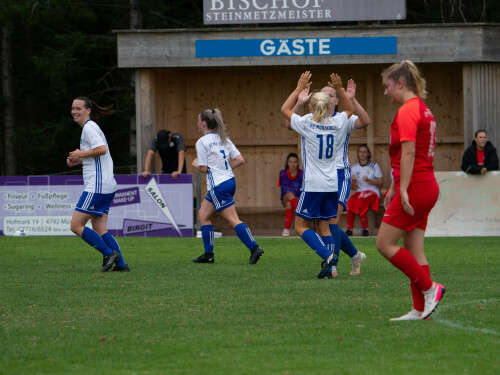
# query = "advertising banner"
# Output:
<box><xmin>203</xmin><ymin>0</ymin><xmax>406</xmax><ymax>25</ymax></box>
<box><xmin>0</xmin><ymin>175</ymin><xmax>193</xmax><ymax>237</ymax></box>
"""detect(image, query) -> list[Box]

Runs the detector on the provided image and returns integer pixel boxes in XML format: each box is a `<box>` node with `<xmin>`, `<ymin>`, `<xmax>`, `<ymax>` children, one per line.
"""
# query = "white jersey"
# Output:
<box><xmin>80</xmin><ymin>120</ymin><xmax>117</xmax><ymax>194</ymax></box>
<box><xmin>334</xmin><ymin>114</ymin><xmax>357</xmax><ymax>169</ymax></box>
<box><xmin>351</xmin><ymin>161</ymin><xmax>383</xmax><ymax>197</ymax></box>
<box><xmin>196</xmin><ymin>132</ymin><xmax>241</xmax><ymax>190</ymax></box>
<box><xmin>291</xmin><ymin>112</ymin><xmax>350</xmax><ymax>192</ymax></box>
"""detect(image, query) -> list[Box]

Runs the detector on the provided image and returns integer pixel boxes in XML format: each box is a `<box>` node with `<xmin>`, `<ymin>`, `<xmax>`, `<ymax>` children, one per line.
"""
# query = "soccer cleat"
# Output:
<box><xmin>317</xmin><ymin>252</ymin><xmax>338</xmax><ymax>279</ymax></box>
<box><xmin>350</xmin><ymin>251</ymin><xmax>367</xmax><ymax>275</ymax></box>
<box><xmin>102</xmin><ymin>250</ymin><xmax>120</xmax><ymax>272</ymax></box>
<box><xmin>390</xmin><ymin>308</ymin><xmax>424</xmax><ymax>321</ymax></box>
<box><xmin>192</xmin><ymin>252</ymin><xmax>215</xmax><ymax>263</ymax></box>
<box><xmin>422</xmin><ymin>282</ymin><xmax>446</xmax><ymax>319</ymax></box>
<box><xmin>282</xmin><ymin>228</ymin><xmax>290</xmax><ymax>237</ymax></box>
<box><xmin>331</xmin><ymin>266</ymin><xmax>338</xmax><ymax>277</ymax></box>
<box><xmin>345</xmin><ymin>229</ymin><xmax>353</xmax><ymax>236</ymax></box>
<box><xmin>111</xmin><ymin>265</ymin><xmax>130</xmax><ymax>272</ymax></box>
<box><xmin>249</xmin><ymin>246</ymin><xmax>264</xmax><ymax>265</ymax></box>
<box><xmin>361</xmin><ymin>228</ymin><xmax>369</xmax><ymax>237</ymax></box>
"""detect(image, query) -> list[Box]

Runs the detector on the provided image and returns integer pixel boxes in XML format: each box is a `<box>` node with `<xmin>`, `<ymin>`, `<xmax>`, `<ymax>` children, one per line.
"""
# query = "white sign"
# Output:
<box><xmin>203</xmin><ymin>0</ymin><xmax>406</xmax><ymax>24</ymax></box>
<box><xmin>426</xmin><ymin>171</ymin><xmax>500</xmax><ymax>237</ymax></box>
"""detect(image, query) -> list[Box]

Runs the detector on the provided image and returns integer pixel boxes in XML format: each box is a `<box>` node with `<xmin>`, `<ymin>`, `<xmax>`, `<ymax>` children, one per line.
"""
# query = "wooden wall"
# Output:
<box><xmin>148</xmin><ymin>63</ymin><xmax>464</xmax><ymax>234</ymax></box>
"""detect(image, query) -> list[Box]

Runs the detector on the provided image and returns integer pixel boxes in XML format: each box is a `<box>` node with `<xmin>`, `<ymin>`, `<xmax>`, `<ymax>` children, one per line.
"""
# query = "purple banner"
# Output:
<box><xmin>0</xmin><ymin>174</ymin><xmax>193</xmax><ymax>237</ymax></box>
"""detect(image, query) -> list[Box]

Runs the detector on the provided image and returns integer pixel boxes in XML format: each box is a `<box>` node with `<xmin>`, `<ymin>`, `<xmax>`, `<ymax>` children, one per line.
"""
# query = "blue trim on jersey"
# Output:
<box><xmin>300</xmin><ymin>135</ymin><xmax>307</xmax><ymax>191</ymax></box>
<box><xmin>94</xmin><ymin>157</ymin><xmax>102</xmax><ymax>193</ymax></box>
<box><xmin>207</xmin><ymin>168</ymin><xmax>216</xmax><ymax>190</ymax></box>
<box><xmin>343</xmin><ymin>132</ymin><xmax>351</xmax><ymax>169</ymax></box>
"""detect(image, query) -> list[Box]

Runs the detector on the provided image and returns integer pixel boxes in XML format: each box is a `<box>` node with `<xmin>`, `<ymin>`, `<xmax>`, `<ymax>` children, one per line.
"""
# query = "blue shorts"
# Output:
<box><xmin>296</xmin><ymin>191</ymin><xmax>338</xmax><ymax>221</ymax></box>
<box><xmin>337</xmin><ymin>168</ymin><xmax>352</xmax><ymax>210</ymax></box>
<box><xmin>75</xmin><ymin>191</ymin><xmax>115</xmax><ymax>216</ymax></box>
<box><xmin>205</xmin><ymin>178</ymin><xmax>236</xmax><ymax>212</ymax></box>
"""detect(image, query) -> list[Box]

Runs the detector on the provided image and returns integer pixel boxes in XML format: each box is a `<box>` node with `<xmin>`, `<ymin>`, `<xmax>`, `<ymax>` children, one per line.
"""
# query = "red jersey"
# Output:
<box><xmin>389</xmin><ymin>98</ymin><xmax>436</xmax><ymax>184</ymax></box>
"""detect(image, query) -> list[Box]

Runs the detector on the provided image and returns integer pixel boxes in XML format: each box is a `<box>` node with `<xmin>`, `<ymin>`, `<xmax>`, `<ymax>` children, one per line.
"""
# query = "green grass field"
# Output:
<box><xmin>0</xmin><ymin>236</ymin><xmax>498</xmax><ymax>374</ymax></box>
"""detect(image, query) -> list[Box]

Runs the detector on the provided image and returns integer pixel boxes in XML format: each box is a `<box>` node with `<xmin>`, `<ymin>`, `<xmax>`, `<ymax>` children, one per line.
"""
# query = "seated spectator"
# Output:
<box><xmin>346</xmin><ymin>145</ymin><xmax>384</xmax><ymax>237</ymax></box>
<box><xmin>461</xmin><ymin>129</ymin><xmax>499</xmax><ymax>174</ymax></box>
<box><xmin>278</xmin><ymin>153</ymin><xmax>303</xmax><ymax>237</ymax></box>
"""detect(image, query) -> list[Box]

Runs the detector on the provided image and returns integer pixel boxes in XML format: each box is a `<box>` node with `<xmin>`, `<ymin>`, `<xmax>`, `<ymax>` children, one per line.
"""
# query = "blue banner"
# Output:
<box><xmin>196</xmin><ymin>37</ymin><xmax>397</xmax><ymax>58</ymax></box>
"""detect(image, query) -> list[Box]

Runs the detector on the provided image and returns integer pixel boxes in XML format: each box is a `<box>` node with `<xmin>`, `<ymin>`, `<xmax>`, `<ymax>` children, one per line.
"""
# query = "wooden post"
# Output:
<box><xmin>135</xmin><ymin>69</ymin><xmax>155</xmax><ymax>174</ymax></box>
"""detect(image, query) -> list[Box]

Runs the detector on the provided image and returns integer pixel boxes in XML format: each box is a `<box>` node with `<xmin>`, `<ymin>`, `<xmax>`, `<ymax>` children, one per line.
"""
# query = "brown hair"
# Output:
<box><xmin>75</xmin><ymin>96</ymin><xmax>114</xmax><ymax>120</ymax></box>
<box><xmin>381</xmin><ymin>60</ymin><xmax>427</xmax><ymax>99</ymax></box>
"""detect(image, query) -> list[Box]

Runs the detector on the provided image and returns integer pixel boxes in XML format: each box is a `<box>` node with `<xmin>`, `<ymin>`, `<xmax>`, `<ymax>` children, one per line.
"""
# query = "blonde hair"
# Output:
<box><xmin>200</xmin><ymin>108</ymin><xmax>228</xmax><ymax>144</ymax></box>
<box><xmin>310</xmin><ymin>91</ymin><xmax>331</xmax><ymax>123</ymax></box>
<box><xmin>382</xmin><ymin>60</ymin><xmax>427</xmax><ymax>99</ymax></box>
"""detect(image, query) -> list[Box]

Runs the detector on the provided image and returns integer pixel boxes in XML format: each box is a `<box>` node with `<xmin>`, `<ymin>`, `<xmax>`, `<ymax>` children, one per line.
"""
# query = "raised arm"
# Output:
<box><xmin>281</xmin><ymin>71</ymin><xmax>312</xmax><ymax>127</ymax></box>
<box><xmin>328</xmin><ymin>73</ymin><xmax>354</xmax><ymax>118</ymax></box>
<box><xmin>285</xmin><ymin>87</ymin><xmax>312</xmax><ymax>128</ymax></box>
<box><xmin>346</xmin><ymin>79</ymin><xmax>370</xmax><ymax>129</ymax></box>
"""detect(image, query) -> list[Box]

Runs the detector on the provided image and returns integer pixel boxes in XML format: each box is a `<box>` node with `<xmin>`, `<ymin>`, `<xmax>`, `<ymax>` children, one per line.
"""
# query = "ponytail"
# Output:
<box><xmin>310</xmin><ymin>91</ymin><xmax>331</xmax><ymax>123</ymax></box>
<box><xmin>200</xmin><ymin>108</ymin><xmax>228</xmax><ymax>144</ymax></box>
<box><xmin>75</xmin><ymin>96</ymin><xmax>115</xmax><ymax>120</ymax></box>
<box><xmin>381</xmin><ymin>60</ymin><xmax>427</xmax><ymax>99</ymax></box>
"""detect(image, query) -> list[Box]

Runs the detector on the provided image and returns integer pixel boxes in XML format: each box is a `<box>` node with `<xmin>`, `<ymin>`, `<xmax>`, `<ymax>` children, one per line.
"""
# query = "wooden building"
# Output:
<box><xmin>116</xmin><ymin>24</ymin><xmax>500</xmax><ymax>235</ymax></box>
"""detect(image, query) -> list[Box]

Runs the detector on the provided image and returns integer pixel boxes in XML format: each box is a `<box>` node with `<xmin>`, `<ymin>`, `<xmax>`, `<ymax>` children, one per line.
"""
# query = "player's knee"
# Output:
<box><xmin>70</xmin><ymin>222</ymin><xmax>83</xmax><ymax>237</ymax></box>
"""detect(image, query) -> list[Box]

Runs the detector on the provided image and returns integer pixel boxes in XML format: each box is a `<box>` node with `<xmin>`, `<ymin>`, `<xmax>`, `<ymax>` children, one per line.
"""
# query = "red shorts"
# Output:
<box><xmin>347</xmin><ymin>190</ymin><xmax>380</xmax><ymax>215</ymax></box>
<box><xmin>383</xmin><ymin>179</ymin><xmax>439</xmax><ymax>231</ymax></box>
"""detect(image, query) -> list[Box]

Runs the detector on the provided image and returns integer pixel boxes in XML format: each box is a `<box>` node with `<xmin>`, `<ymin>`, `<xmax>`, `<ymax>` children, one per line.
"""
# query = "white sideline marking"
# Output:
<box><xmin>433</xmin><ymin>298</ymin><xmax>499</xmax><ymax>336</ymax></box>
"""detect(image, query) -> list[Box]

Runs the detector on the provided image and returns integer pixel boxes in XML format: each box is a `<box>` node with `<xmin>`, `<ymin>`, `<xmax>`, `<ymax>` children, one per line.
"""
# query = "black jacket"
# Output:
<box><xmin>461</xmin><ymin>140</ymin><xmax>499</xmax><ymax>174</ymax></box>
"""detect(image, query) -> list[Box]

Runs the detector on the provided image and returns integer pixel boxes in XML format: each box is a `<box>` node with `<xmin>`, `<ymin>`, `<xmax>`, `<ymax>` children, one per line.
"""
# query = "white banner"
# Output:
<box><xmin>203</xmin><ymin>0</ymin><xmax>406</xmax><ymax>24</ymax></box>
<box><xmin>427</xmin><ymin>171</ymin><xmax>500</xmax><ymax>237</ymax></box>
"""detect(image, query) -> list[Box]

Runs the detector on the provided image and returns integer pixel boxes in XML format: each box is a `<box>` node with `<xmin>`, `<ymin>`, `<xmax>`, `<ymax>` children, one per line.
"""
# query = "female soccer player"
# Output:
<box><xmin>376</xmin><ymin>60</ymin><xmax>445</xmax><ymax>320</ymax></box>
<box><xmin>67</xmin><ymin>97</ymin><xmax>129</xmax><ymax>272</ymax></box>
<box><xmin>278</xmin><ymin>152</ymin><xmax>303</xmax><ymax>237</ymax></box>
<box><xmin>346</xmin><ymin>145</ymin><xmax>384</xmax><ymax>237</ymax></box>
<box><xmin>191</xmin><ymin>109</ymin><xmax>264</xmax><ymax>264</ymax></box>
<box><xmin>292</xmin><ymin>78</ymin><xmax>370</xmax><ymax>276</ymax></box>
<box><xmin>281</xmin><ymin>71</ymin><xmax>354</xmax><ymax>278</ymax></box>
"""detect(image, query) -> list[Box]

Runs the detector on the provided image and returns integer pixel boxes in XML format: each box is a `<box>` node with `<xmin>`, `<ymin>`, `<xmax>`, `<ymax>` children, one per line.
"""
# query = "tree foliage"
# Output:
<box><xmin>0</xmin><ymin>0</ymin><xmax>498</xmax><ymax>175</ymax></box>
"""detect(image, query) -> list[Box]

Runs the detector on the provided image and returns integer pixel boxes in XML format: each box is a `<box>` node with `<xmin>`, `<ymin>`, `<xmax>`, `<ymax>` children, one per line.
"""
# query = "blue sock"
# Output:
<box><xmin>234</xmin><ymin>223</ymin><xmax>257</xmax><ymax>251</ymax></box>
<box><xmin>339</xmin><ymin>229</ymin><xmax>359</xmax><ymax>258</ymax></box>
<box><xmin>101</xmin><ymin>232</ymin><xmax>126</xmax><ymax>267</ymax></box>
<box><xmin>321</xmin><ymin>235</ymin><xmax>335</xmax><ymax>255</ymax></box>
<box><xmin>302</xmin><ymin>229</ymin><xmax>331</xmax><ymax>259</ymax></box>
<box><xmin>201</xmin><ymin>225</ymin><xmax>215</xmax><ymax>253</ymax></box>
<box><xmin>82</xmin><ymin>227</ymin><xmax>112</xmax><ymax>256</ymax></box>
<box><xmin>329</xmin><ymin>224</ymin><xmax>341</xmax><ymax>258</ymax></box>
<box><xmin>321</xmin><ymin>235</ymin><xmax>338</xmax><ymax>266</ymax></box>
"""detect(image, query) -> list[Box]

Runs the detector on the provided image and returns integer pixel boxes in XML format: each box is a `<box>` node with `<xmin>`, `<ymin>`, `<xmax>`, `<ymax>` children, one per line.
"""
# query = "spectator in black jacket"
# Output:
<box><xmin>461</xmin><ymin>129</ymin><xmax>499</xmax><ymax>174</ymax></box>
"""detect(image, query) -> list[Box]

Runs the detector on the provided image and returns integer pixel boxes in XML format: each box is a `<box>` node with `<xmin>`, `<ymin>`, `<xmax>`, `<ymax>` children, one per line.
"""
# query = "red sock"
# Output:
<box><xmin>347</xmin><ymin>210</ymin><xmax>355</xmax><ymax>229</ymax></box>
<box><xmin>290</xmin><ymin>197</ymin><xmax>298</xmax><ymax>211</ymax></box>
<box><xmin>360</xmin><ymin>212</ymin><xmax>368</xmax><ymax>229</ymax></box>
<box><xmin>284</xmin><ymin>209</ymin><xmax>293</xmax><ymax>229</ymax></box>
<box><xmin>411</xmin><ymin>265</ymin><xmax>430</xmax><ymax>311</ymax></box>
<box><xmin>389</xmin><ymin>248</ymin><xmax>433</xmax><ymax>292</ymax></box>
